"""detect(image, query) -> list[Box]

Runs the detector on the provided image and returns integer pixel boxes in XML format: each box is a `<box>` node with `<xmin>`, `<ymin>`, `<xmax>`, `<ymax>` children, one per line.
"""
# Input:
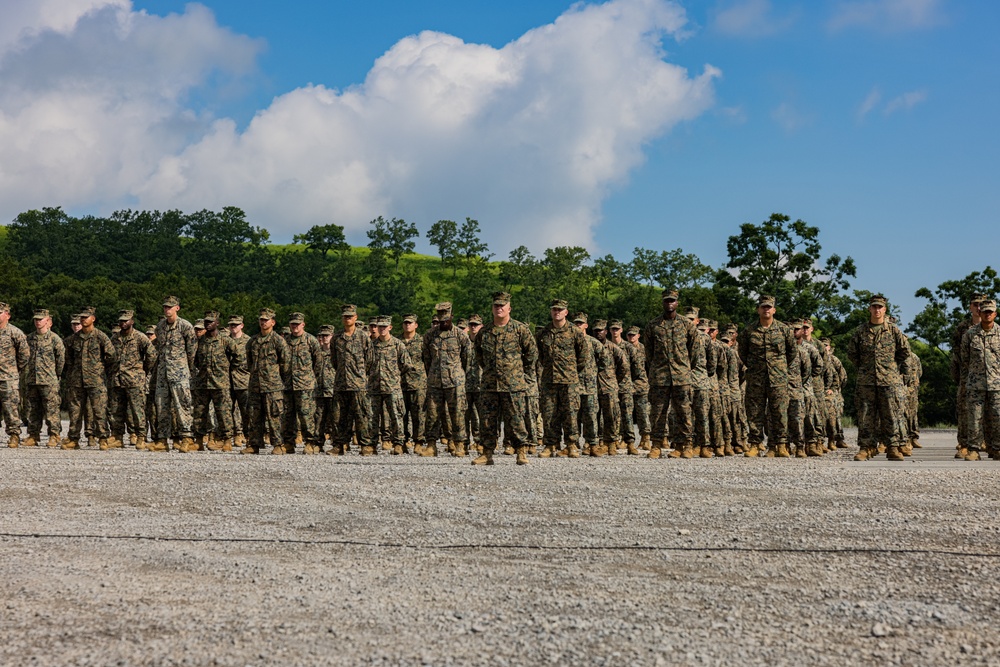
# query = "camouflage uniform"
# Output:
<box><xmin>787</xmin><ymin>322</ymin><xmax>822</xmax><ymax>456</ymax></box>
<box><xmin>153</xmin><ymin>299</ymin><xmax>197</xmax><ymax>442</ymax></box>
<box><xmin>644</xmin><ymin>292</ymin><xmax>699</xmax><ymax>457</ymax></box>
<box><xmin>369</xmin><ymin>317</ymin><xmax>413</xmax><ymax>451</ymax></box>
<box><xmin>331</xmin><ymin>306</ymin><xmax>373</xmax><ymax>452</ymax></box>
<box><xmin>0</xmin><ymin>310</ymin><xmax>28</xmax><ymax>442</ymax></box>
<box><xmin>144</xmin><ymin>325</ymin><xmax>158</xmax><ymax>441</ymax></box>
<box><xmin>465</xmin><ymin>315</ymin><xmax>484</xmax><ymax>447</ymax></box>
<box><xmin>719</xmin><ymin>329</ymin><xmax>742</xmax><ymax>454</ymax></box>
<box><xmin>109</xmin><ymin>313</ymin><xmax>155</xmax><ymax>446</ymax></box>
<box><xmin>64</xmin><ymin>312</ymin><xmax>116</xmax><ymax>444</ymax></box>
<box><xmin>847</xmin><ymin>296</ymin><xmax>911</xmax><ymax>460</ymax></box>
<box><xmin>282</xmin><ymin>315</ymin><xmax>323</xmax><ymax>452</ymax></box>
<box><xmin>823</xmin><ymin>344</ymin><xmax>848</xmax><ymax>447</ymax></box>
<box><xmin>709</xmin><ymin>330</ymin><xmax>731</xmax><ymax>454</ymax></box>
<box><xmin>686</xmin><ymin>321</ymin><xmax>712</xmax><ymax>455</ymax></box>
<box><xmin>536</xmin><ymin>301</ymin><xmax>587</xmax><ymax>454</ymax></box>
<box><xmin>626</xmin><ymin>329</ymin><xmax>651</xmax><ymax>447</ymax></box>
<box><xmin>703</xmin><ymin>325</ymin><xmax>725</xmax><ymax>452</ymax></box>
<box><xmin>738</xmin><ymin>297</ymin><xmax>797</xmax><ymax>455</ymax></box>
<box><xmin>904</xmin><ymin>349</ymin><xmax>922</xmax><ymax>446</ymax></box>
<box><xmin>399</xmin><ymin>320</ymin><xmax>426</xmax><ymax>447</ymax></box>
<box><xmin>593</xmin><ymin>322</ymin><xmax>629</xmax><ymax>452</ymax></box>
<box><xmin>245</xmin><ymin>311</ymin><xmax>291</xmax><ymax>452</ymax></box>
<box><xmin>315</xmin><ymin>325</ymin><xmax>338</xmax><ymax>449</ymax></box>
<box><xmin>608</xmin><ymin>323</ymin><xmax>637</xmax><ymax>451</ymax></box>
<box><xmin>228</xmin><ymin>316</ymin><xmax>251</xmax><ymax>442</ymax></box>
<box><xmin>422</xmin><ymin>304</ymin><xmax>471</xmax><ymax>450</ymax></box>
<box><xmin>960</xmin><ymin>305</ymin><xmax>1000</xmax><ymax>457</ymax></box>
<box><xmin>24</xmin><ymin>310</ymin><xmax>64</xmax><ymax>444</ymax></box>
<box><xmin>573</xmin><ymin>314</ymin><xmax>601</xmax><ymax>451</ymax></box>
<box><xmin>950</xmin><ymin>307</ymin><xmax>979</xmax><ymax>453</ymax></box>
<box><xmin>193</xmin><ymin>317</ymin><xmax>237</xmax><ymax>443</ymax></box>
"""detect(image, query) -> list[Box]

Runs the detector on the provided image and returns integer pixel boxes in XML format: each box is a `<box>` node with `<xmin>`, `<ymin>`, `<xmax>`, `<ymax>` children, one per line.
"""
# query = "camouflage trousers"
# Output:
<box><xmin>690</xmin><ymin>388</ymin><xmax>710</xmax><ymax>448</ymax></box>
<box><xmin>370</xmin><ymin>392</ymin><xmax>403</xmax><ymax>448</ymax></box>
<box><xmin>788</xmin><ymin>389</ymin><xmax>820</xmax><ymax>447</ymax></box>
<box><xmin>146</xmin><ymin>391</ymin><xmax>157</xmax><ymax>440</ymax></box>
<box><xmin>956</xmin><ymin>382</ymin><xmax>969</xmax><ymax>448</ymax></box>
<box><xmin>109</xmin><ymin>386</ymin><xmax>146</xmax><ymax>440</ymax></box>
<box><xmin>708</xmin><ymin>387</ymin><xmax>725</xmax><ymax>447</ymax></box>
<box><xmin>526</xmin><ymin>393</ymin><xmax>542</xmax><ymax>445</ymax></box>
<box><xmin>824</xmin><ymin>391</ymin><xmax>841</xmax><ymax>443</ymax></box>
<box><xmin>480</xmin><ymin>391</ymin><xmax>529</xmax><ymax>452</ymax></box>
<box><xmin>425</xmin><ymin>386</ymin><xmax>467</xmax><ymax>444</ymax></box>
<box><xmin>315</xmin><ymin>395</ymin><xmax>338</xmax><ymax>446</ymax></box>
<box><xmin>247</xmin><ymin>391</ymin><xmax>283</xmax><ymax>449</ymax></box>
<box><xmin>466</xmin><ymin>390</ymin><xmax>481</xmax><ymax>444</ymax></box>
<box><xmin>155</xmin><ymin>377</ymin><xmax>193</xmax><ymax>440</ymax></box>
<box><xmin>540</xmin><ymin>384</ymin><xmax>580</xmax><ymax>447</ymax></box>
<box><xmin>617</xmin><ymin>391</ymin><xmax>635</xmax><ymax>445</ymax></box>
<box><xmin>904</xmin><ymin>384</ymin><xmax>919</xmax><ymax>441</ymax></box>
<box><xmin>597</xmin><ymin>392</ymin><xmax>621</xmax><ymax>442</ymax></box>
<box><xmin>194</xmin><ymin>388</ymin><xmax>234</xmax><ymax>439</ymax></box>
<box><xmin>282</xmin><ymin>389</ymin><xmax>317</xmax><ymax>447</ymax></box>
<box><xmin>964</xmin><ymin>389</ymin><xmax>1000</xmax><ymax>452</ymax></box>
<box><xmin>402</xmin><ymin>388</ymin><xmax>425</xmax><ymax>444</ymax></box>
<box><xmin>578</xmin><ymin>393</ymin><xmax>599</xmax><ymax>446</ymax></box>
<box><xmin>745</xmin><ymin>377</ymin><xmax>789</xmax><ymax>447</ymax></box>
<box><xmin>25</xmin><ymin>384</ymin><xmax>61</xmax><ymax>439</ymax></box>
<box><xmin>855</xmin><ymin>384</ymin><xmax>905</xmax><ymax>451</ymax></box>
<box><xmin>633</xmin><ymin>392</ymin><xmax>650</xmax><ymax>437</ymax></box>
<box><xmin>0</xmin><ymin>384</ymin><xmax>21</xmax><ymax>437</ymax></box>
<box><xmin>67</xmin><ymin>385</ymin><xmax>109</xmax><ymax>439</ymax></box>
<box><xmin>231</xmin><ymin>388</ymin><xmax>249</xmax><ymax>437</ymax></box>
<box><xmin>650</xmin><ymin>385</ymin><xmax>693</xmax><ymax>446</ymax></box>
<box><xmin>724</xmin><ymin>391</ymin><xmax>741</xmax><ymax>448</ymax></box>
<box><xmin>333</xmin><ymin>390</ymin><xmax>371</xmax><ymax>447</ymax></box>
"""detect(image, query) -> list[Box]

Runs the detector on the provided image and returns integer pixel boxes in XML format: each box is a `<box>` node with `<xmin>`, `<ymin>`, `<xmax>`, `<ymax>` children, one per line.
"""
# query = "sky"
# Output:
<box><xmin>1</xmin><ymin>0</ymin><xmax>997</xmax><ymax>324</ymax></box>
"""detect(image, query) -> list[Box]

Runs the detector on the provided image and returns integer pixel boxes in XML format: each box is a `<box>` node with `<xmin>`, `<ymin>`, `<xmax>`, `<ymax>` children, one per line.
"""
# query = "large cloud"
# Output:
<box><xmin>1</xmin><ymin>0</ymin><xmax>718</xmax><ymax>252</ymax></box>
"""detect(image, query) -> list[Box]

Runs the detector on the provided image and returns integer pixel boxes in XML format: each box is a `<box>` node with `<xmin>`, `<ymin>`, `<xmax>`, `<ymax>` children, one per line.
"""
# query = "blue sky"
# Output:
<box><xmin>2</xmin><ymin>0</ymin><xmax>997</xmax><ymax>323</ymax></box>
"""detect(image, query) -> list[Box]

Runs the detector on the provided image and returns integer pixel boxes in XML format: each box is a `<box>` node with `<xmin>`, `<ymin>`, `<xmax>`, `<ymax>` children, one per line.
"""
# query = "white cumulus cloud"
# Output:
<box><xmin>0</xmin><ymin>0</ymin><xmax>719</xmax><ymax>254</ymax></box>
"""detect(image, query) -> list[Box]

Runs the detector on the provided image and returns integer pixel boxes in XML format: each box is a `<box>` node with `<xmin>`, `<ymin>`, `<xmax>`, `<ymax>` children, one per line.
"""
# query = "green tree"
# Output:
<box><xmin>908</xmin><ymin>267</ymin><xmax>1000</xmax><ymax>349</ymax></box>
<box><xmin>426</xmin><ymin>219</ymin><xmax>460</xmax><ymax>275</ymax></box>
<box><xmin>366</xmin><ymin>216</ymin><xmax>418</xmax><ymax>269</ymax></box>
<box><xmin>293</xmin><ymin>223</ymin><xmax>349</xmax><ymax>258</ymax></box>
<box><xmin>456</xmin><ymin>217</ymin><xmax>492</xmax><ymax>262</ymax></box>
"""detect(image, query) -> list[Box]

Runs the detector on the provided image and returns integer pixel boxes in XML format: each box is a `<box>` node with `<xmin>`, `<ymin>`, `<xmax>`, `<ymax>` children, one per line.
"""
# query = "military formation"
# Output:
<box><xmin>0</xmin><ymin>290</ymin><xmax>993</xmax><ymax>464</ymax></box>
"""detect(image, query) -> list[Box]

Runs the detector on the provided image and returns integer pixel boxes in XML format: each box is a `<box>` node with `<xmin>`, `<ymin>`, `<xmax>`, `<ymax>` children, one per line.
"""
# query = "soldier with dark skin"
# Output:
<box><xmin>959</xmin><ymin>299</ymin><xmax>1000</xmax><ymax>461</ymax></box>
<box><xmin>278</xmin><ymin>312</ymin><xmax>323</xmax><ymax>455</ymax></box>
<box><xmin>536</xmin><ymin>299</ymin><xmax>587</xmax><ymax>459</ymax></box>
<box><xmin>192</xmin><ymin>311</ymin><xmax>237</xmax><ymax>451</ymax></box>
<box><xmin>330</xmin><ymin>304</ymin><xmax>373</xmax><ymax>456</ymax></box>
<box><xmin>422</xmin><ymin>302</ymin><xmax>471</xmax><ymax>457</ymax></box>
<box><xmin>22</xmin><ymin>309</ymin><xmax>64</xmax><ymax>448</ymax></box>
<box><xmin>227</xmin><ymin>315</ymin><xmax>251</xmax><ymax>448</ymax></box>
<box><xmin>739</xmin><ymin>295</ymin><xmax>797</xmax><ymax>458</ymax></box>
<box><xmin>398</xmin><ymin>314</ymin><xmax>426</xmax><ymax>454</ymax></box>
<box><xmin>108</xmin><ymin>309</ymin><xmax>155</xmax><ymax>450</ymax></box>
<box><xmin>152</xmin><ymin>296</ymin><xmax>197</xmax><ymax>452</ymax></box>
<box><xmin>63</xmin><ymin>307</ymin><xmax>116</xmax><ymax>449</ymax></box>
<box><xmin>368</xmin><ymin>315</ymin><xmax>414</xmax><ymax>455</ymax></box>
<box><xmin>244</xmin><ymin>308</ymin><xmax>290</xmax><ymax>455</ymax></box>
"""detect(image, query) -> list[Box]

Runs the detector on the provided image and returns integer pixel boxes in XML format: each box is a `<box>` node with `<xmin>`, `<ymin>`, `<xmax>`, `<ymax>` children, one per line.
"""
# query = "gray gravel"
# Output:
<box><xmin>1</xmin><ymin>428</ymin><xmax>999</xmax><ymax>666</ymax></box>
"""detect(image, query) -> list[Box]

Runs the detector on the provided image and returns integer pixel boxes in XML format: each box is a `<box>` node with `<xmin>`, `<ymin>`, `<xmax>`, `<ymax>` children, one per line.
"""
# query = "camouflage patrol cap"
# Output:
<box><xmin>432</xmin><ymin>315</ymin><xmax>440</xmax><ymax>324</ymax></box>
<box><xmin>162</xmin><ymin>295</ymin><xmax>180</xmax><ymax>308</ymax></box>
<box><xmin>726</xmin><ymin>323</ymin><xmax>738</xmax><ymax>333</ymax></box>
<box><xmin>683</xmin><ymin>306</ymin><xmax>700</xmax><ymax>318</ymax></box>
<box><xmin>33</xmin><ymin>308</ymin><xmax>51</xmax><ymax>320</ymax></box>
<box><xmin>402</xmin><ymin>313</ymin><xmax>417</xmax><ymax>323</ymax></box>
<box><xmin>971</xmin><ymin>293</ymin><xmax>987</xmax><ymax>304</ymax></box>
<box><xmin>662</xmin><ymin>289</ymin><xmax>678</xmax><ymax>301</ymax></box>
<box><xmin>820</xmin><ymin>336</ymin><xmax>832</xmax><ymax>344</ymax></box>
<box><xmin>76</xmin><ymin>306</ymin><xmax>96</xmax><ymax>318</ymax></box>
<box><xmin>550</xmin><ymin>299</ymin><xmax>568</xmax><ymax>310</ymax></box>
<box><xmin>790</xmin><ymin>319</ymin><xmax>805</xmax><ymax>329</ymax></box>
<box><xmin>455</xmin><ymin>318</ymin><xmax>469</xmax><ymax>330</ymax></box>
<box><xmin>697</xmin><ymin>322</ymin><xmax>709</xmax><ymax>332</ymax></box>
<box><xmin>979</xmin><ymin>299</ymin><xmax>997</xmax><ymax>313</ymax></box>
<box><xmin>228</xmin><ymin>315</ymin><xmax>243</xmax><ymax>325</ymax></box>
<box><xmin>572</xmin><ymin>312</ymin><xmax>588</xmax><ymax>324</ymax></box>
<box><xmin>719</xmin><ymin>330</ymin><xmax>732</xmax><ymax>342</ymax></box>
<box><xmin>341</xmin><ymin>304</ymin><xmax>357</xmax><ymax>317</ymax></box>
<box><xmin>609</xmin><ymin>320</ymin><xmax>623</xmax><ymax>330</ymax></box>
<box><xmin>492</xmin><ymin>291</ymin><xmax>511</xmax><ymax>305</ymax></box>
<box><xmin>203</xmin><ymin>310</ymin><xmax>219</xmax><ymax>323</ymax></box>
<box><xmin>118</xmin><ymin>309</ymin><xmax>134</xmax><ymax>322</ymax></box>
<box><xmin>435</xmin><ymin>302</ymin><xmax>452</xmax><ymax>313</ymax></box>
<box><xmin>592</xmin><ymin>319</ymin><xmax>608</xmax><ymax>331</ymax></box>
<box><xmin>627</xmin><ymin>326</ymin><xmax>640</xmax><ymax>336</ymax></box>
<box><xmin>367</xmin><ymin>316</ymin><xmax>378</xmax><ymax>326</ymax></box>
<box><xmin>193</xmin><ymin>319</ymin><xmax>205</xmax><ymax>330</ymax></box>
<box><xmin>706</xmin><ymin>319</ymin><xmax>718</xmax><ymax>330</ymax></box>
<box><xmin>288</xmin><ymin>312</ymin><xmax>305</xmax><ymax>324</ymax></box>
<box><xmin>468</xmin><ymin>314</ymin><xmax>483</xmax><ymax>325</ymax></box>
<box><xmin>869</xmin><ymin>294</ymin><xmax>887</xmax><ymax>307</ymax></box>
<box><xmin>0</xmin><ymin>302</ymin><xmax>10</xmax><ymax>313</ymax></box>
<box><xmin>112</xmin><ymin>325</ymin><xmax>120</xmax><ymax>334</ymax></box>
<box><xmin>318</xmin><ymin>324</ymin><xmax>335</xmax><ymax>335</ymax></box>
<box><xmin>70</xmin><ymin>315</ymin><xmax>81</xmax><ymax>325</ymax></box>
<box><xmin>758</xmin><ymin>295</ymin><xmax>776</xmax><ymax>307</ymax></box>
<box><xmin>281</xmin><ymin>326</ymin><xmax>291</xmax><ymax>335</ymax></box>
<box><xmin>258</xmin><ymin>308</ymin><xmax>276</xmax><ymax>321</ymax></box>
<box><xmin>145</xmin><ymin>325</ymin><xmax>156</xmax><ymax>336</ymax></box>
<box><xmin>375</xmin><ymin>315</ymin><xmax>392</xmax><ymax>327</ymax></box>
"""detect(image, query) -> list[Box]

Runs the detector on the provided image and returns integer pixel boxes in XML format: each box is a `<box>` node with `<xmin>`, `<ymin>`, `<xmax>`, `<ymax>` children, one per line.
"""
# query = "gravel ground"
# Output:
<box><xmin>1</xmin><ymin>428</ymin><xmax>998</xmax><ymax>666</ymax></box>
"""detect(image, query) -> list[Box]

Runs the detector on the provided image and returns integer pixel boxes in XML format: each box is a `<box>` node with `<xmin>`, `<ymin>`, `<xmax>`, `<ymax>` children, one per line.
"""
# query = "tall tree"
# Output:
<box><xmin>456</xmin><ymin>217</ymin><xmax>491</xmax><ymax>262</ymax></box>
<box><xmin>366</xmin><ymin>216</ymin><xmax>418</xmax><ymax>269</ymax></box>
<box><xmin>293</xmin><ymin>223</ymin><xmax>350</xmax><ymax>258</ymax></box>
<box><xmin>426</xmin><ymin>219</ymin><xmax>460</xmax><ymax>274</ymax></box>
<box><xmin>908</xmin><ymin>267</ymin><xmax>1000</xmax><ymax>350</ymax></box>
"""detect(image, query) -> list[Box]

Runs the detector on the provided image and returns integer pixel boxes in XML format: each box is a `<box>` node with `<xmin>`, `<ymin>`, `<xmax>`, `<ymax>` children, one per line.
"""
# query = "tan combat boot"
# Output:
<box><xmin>241</xmin><ymin>445</ymin><xmax>260</xmax><ymax>455</ymax></box>
<box><xmin>150</xmin><ymin>439</ymin><xmax>170</xmax><ymax>452</ymax></box>
<box><xmin>22</xmin><ymin>435</ymin><xmax>37</xmax><ymax>447</ymax></box>
<box><xmin>47</xmin><ymin>435</ymin><xmax>60</xmax><ymax>448</ymax></box>
<box><xmin>516</xmin><ymin>446</ymin><xmax>529</xmax><ymax>465</ymax></box>
<box><xmin>700</xmin><ymin>446</ymin><xmax>714</xmax><ymax>458</ymax></box>
<box><xmin>98</xmin><ymin>437</ymin><xmax>111</xmax><ymax>450</ymax></box>
<box><xmin>639</xmin><ymin>434</ymin><xmax>651</xmax><ymax>451</ymax></box>
<box><xmin>442</xmin><ymin>438</ymin><xmax>453</xmax><ymax>455</ymax></box>
<box><xmin>183</xmin><ymin>436</ymin><xmax>199</xmax><ymax>452</ymax></box>
<box><xmin>910</xmin><ymin>438</ymin><xmax>922</xmax><ymax>449</ymax></box>
<box><xmin>60</xmin><ymin>437</ymin><xmax>80</xmax><ymax>450</ymax></box>
<box><xmin>714</xmin><ymin>445</ymin><xmax>725</xmax><ymax>457</ymax></box>
<box><xmin>806</xmin><ymin>443</ymin><xmax>822</xmax><ymax>457</ymax></box>
<box><xmin>234</xmin><ymin>433</ymin><xmax>247</xmax><ymax>447</ymax></box>
<box><xmin>391</xmin><ymin>444</ymin><xmax>403</xmax><ymax>455</ymax></box>
<box><xmin>724</xmin><ymin>444</ymin><xmax>735</xmax><ymax>456</ymax></box>
<box><xmin>206</xmin><ymin>434</ymin><xmax>225</xmax><ymax>451</ymax></box>
<box><xmin>135</xmin><ymin>437</ymin><xmax>148</xmax><ymax>451</ymax></box>
<box><xmin>555</xmin><ymin>446</ymin><xmax>570</xmax><ymax>457</ymax></box>
<box><xmin>853</xmin><ymin>448</ymin><xmax>870</xmax><ymax>461</ymax></box>
<box><xmin>7</xmin><ymin>434</ymin><xmax>19</xmax><ymax>448</ymax></box>
<box><xmin>591</xmin><ymin>441</ymin><xmax>607</xmax><ymax>457</ymax></box>
<box><xmin>900</xmin><ymin>443</ymin><xmax>913</xmax><ymax>456</ymax></box>
<box><xmin>680</xmin><ymin>444</ymin><xmax>695</xmax><ymax>459</ymax></box>
<box><xmin>566</xmin><ymin>444</ymin><xmax>581</xmax><ymax>459</ymax></box>
<box><xmin>471</xmin><ymin>449</ymin><xmax>494</xmax><ymax>465</ymax></box>
<box><xmin>743</xmin><ymin>446</ymin><xmax>759</xmax><ymax>458</ymax></box>
<box><xmin>886</xmin><ymin>446</ymin><xmax>904</xmax><ymax>461</ymax></box>
<box><xmin>955</xmin><ymin>447</ymin><xmax>968</xmax><ymax>459</ymax></box>
<box><xmin>538</xmin><ymin>445</ymin><xmax>555</xmax><ymax>458</ymax></box>
<box><xmin>503</xmin><ymin>445</ymin><xmax>515</xmax><ymax>455</ymax></box>
<box><xmin>795</xmin><ymin>445</ymin><xmax>807</xmax><ymax>458</ymax></box>
<box><xmin>421</xmin><ymin>442</ymin><xmax>437</xmax><ymax>457</ymax></box>
<box><xmin>455</xmin><ymin>442</ymin><xmax>467</xmax><ymax>457</ymax></box>
<box><xmin>965</xmin><ymin>450</ymin><xmax>981</xmax><ymax>461</ymax></box>
<box><xmin>221</xmin><ymin>439</ymin><xmax>233</xmax><ymax>452</ymax></box>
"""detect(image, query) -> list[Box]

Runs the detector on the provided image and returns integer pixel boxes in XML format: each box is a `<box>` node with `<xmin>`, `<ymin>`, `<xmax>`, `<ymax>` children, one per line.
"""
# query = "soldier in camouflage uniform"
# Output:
<box><xmin>227</xmin><ymin>315</ymin><xmax>251</xmax><ymax>447</ymax></box>
<box><xmin>787</xmin><ymin>320</ymin><xmax>823</xmax><ymax>458</ymax></box>
<box><xmin>644</xmin><ymin>290</ymin><xmax>699</xmax><ymax>459</ymax></box>
<box><xmin>368</xmin><ymin>315</ymin><xmax>413</xmax><ymax>455</ymax></box>
<box><xmin>315</xmin><ymin>324</ymin><xmax>337</xmax><ymax>452</ymax></box>
<box><xmin>63</xmin><ymin>307</ymin><xmax>116</xmax><ymax>449</ymax></box>
<box><xmin>152</xmin><ymin>296</ymin><xmax>197</xmax><ymax>452</ymax></box>
<box><xmin>0</xmin><ymin>303</ymin><xmax>28</xmax><ymax>448</ymax></box>
<box><xmin>473</xmin><ymin>291</ymin><xmax>538</xmax><ymax>465</ymax></box>
<box><xmin>626</xmin><ymin>326</ymin><xmax>652</xmax><ymax>451</ymax></box>
<box><xmin>718</xmin><ymin>326</ymin><xmax>741</xmax><ymax>456</ymax></box>
<box><xmin>847</xmin><ymin>294</ymin><xmax>911</xmax><ymax>462</ymax></box>
<box><xmin>683</xmin><ymin>310</ymin><xmax>712</xmax><ymax>459</ymax></box>
<box><xmin>951</xmin><ymin>294</ymin><xmax>984</xmax><ymax>458</ymax></box>
<box><xmin>535</xmin><ymin>299</ymin><xmax>586</xmax><ymax>458</ymax></box>
<box><xmin>192</xmin><ymin>311</ymin><xmax>237</xmax><ymax>451</ymax></box>
<box><xmin>903</xmin><ymin>344</ymin><xmax>922</xmax><ymax>453</ymax></box>
<box><xmin>608</xmin><ymin>321</ymin><xmax>638</xmax><ymax>455</ymax></box>
<box><xmin>572</xmin><ymin>313</ymin><xmax>601</xmax><ymax>456</ymax></box>
<box><xmin>703</xmin><ymin>320</ymin><xmax>727</xmax><ymax>457</ymax></box>
<box><xmin>959</xmin><ymin>298</ymin><xmax>1000</xmax><ymax>461</ymax></box>
<box><xmin>465</xmin><ymin>314</ymin><xmax>484</xmax><ymax>452</ymax></box>
<box><xmin>821</xmin><ymin>338</ymin><xmax>848</xmax><ymax>449</ymax></box>
<box><xmin>330</xmin><ymin>304</ymin><xmax>373</xmax><ymax>456</ymax></box>
<box><xmin>422</xmin><ymin>302</ymin><xmax>471</xmax><ymax>457</ymax></box>
<box><xmin>707</xmin><ymin>321</ymin><xmax>732</xmax><ymax>456</ymax></box>
<box><xmin>398</xmin><ymin>314</ymin><xmax>426</xmax><ymax>454</ymax></box>
<box><xmin>593</xmin><ymin>320</ymin><xmax>630</xmax><ymax>456</ymax></box>
<box><xmin>244</xmin><ymin>308</ymin><xmax>290</xmax><ymax>455</ymax></box>
<box><xmin>739</xmin><ymin>295</ymin><xmax>797</xmax><ymax>458</ymax></box>
<box><xmin>278</xmin><ymin>312</ymin><xmax>323</xmax><ymax>455</ymax></box>
<box><xmin>802</xmin><ymin>319</ymin><xmax>831</xmax><ymax>452</ymax></box>
<box><xmin>143</xmin><ymin>325</ymin><xmax>158</xmax><ymax>446</ymax></box>
<box><xmin>22</xmin><ymin>308</ymin><xmax>64</xmax><ymax>447</ymax></box>
<box><xmin>108</xmin><ymin>310</ymin><xmax>155</xmax><ymax>450</ymax></box>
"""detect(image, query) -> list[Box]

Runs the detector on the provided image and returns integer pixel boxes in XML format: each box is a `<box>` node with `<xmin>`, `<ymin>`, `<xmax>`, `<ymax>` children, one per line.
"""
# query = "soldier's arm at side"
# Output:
<box><xmin>521</xmin><ymin>326</ymin><xmax>539</xmax><ymax>383</ymax></box>
<box><xmin>54</xmin><ymin>335</ymin><xmax>66</xmax><ymax>379</ymax></box>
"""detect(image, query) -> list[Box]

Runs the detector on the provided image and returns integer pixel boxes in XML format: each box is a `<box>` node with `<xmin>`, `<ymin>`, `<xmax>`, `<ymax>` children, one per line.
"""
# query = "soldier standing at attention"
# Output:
<box><xmin>625</xmin><ymin>326</ymin><xmax>652</xmax><ymax>452</ymax></box>
<box><xmin>278</xmin><ymin>312</ymin><xmax>323</xmax><ymax>455</ymax></box>
<box><xmin>22</xmin><ymin>308</ymin><xmax>63</xmax><ymax>448</ymax></box>
<box><xmin>368</xmin><ymin>315</ymin><xmax>413</xmax><ymax>456</ymax></box>
<box><xmin>398</xmin><ymin>314</ymin><xmax>426</xmax><ymax>455</ymax></box>
<box><xmin>473</xmin><ymin>291</ymin><xmax>538</xmax><ymax>466</ymax></box>
<box><xmin>535</xmin><ymin>299</ymin><xmax>587</xmax><ymax>459</ymax></box>
<box><xmin>422</xmin><ymin>302</ymin><xmax>471</xmax><ymax>457</ymax></box>
<box><xmin>593</xmin><ymin>320</ymin><xmax>630</xmax><ymax>456</ymax></box>
<box><xmin>152</xmin><ymin>296</ymin><xmax>197</xmax><ymax>453</ymax></box>
<box><xmin>847</xmin><ymin>294</ymin><xmax>911</xmax><ymax>462</ymax></box>
<box><xmin>227</xmin><ymin>315</ymin><xmax>251</xmax><ymax>448</ymax></box>
<box><xmin>904</xmin><ymin>343</ymin><xmax>923</xmax><ymax>453</ymax></box>
<box><xmin>192</xmin><ymin>311</ymin><xmax>237</xmax><ymax>452</ymax></box>
<box><xmin>683</xmin><ymin>309</ymin><xmax>711</xmax><ymax>459</ymax></box>
<box><xmin>959</xmin><ymin>298</ymin><xmax>1000</xmax><ymax>461</ymax></box>
<box><xmin>572</xmin><ymin>313</ymin><xmax>601</xmax><ymax>457</ymax></box>
<box><xmin>465</xmin><ymin>314</ymin><xmax>484</xmax><ymax>453</ymax></box>
<box><xmin>738</xmin><ymin>295</ymin><xmax>797</xmax><ymax>458</ymax></box>
<box><xmin>330</xmin><ymin>304</ymin><xmax>372</xmax><ymax>456</ymax></box>
<box><xmin>314</xmin><ymin>324</ymin><xmax>337</xmax><ymax>453</ymax></box>
<box><xmin>244</xmin><ymin>308</ymin><xmax>290</xmax><ymax>455</ymax></box>
<box><xmin>608</xmin><ymin>321</ymin><xmax>639</xmax><ymax>456</ymax></box>
<box><xmin>62</xmin><ymin>307</ymin><xmax>115</xmax><ymax>449</ymax></box>
<box><xmin>643</xmin><ymin>290</ymin><xmax>699</xmax><ymax>459</ymax></box>
<box><xmin>0</xmin><ymin>303</ymin><xmax>28</xmax><ymax>448</ymax></box>
<box><xmin>951</xmin><ymin>294</ymin><xmax>984</xmax><ymax>459</ymax></box>
<box><xmin>142</xmin><ymin>325</ymin><xmax>158</xmax><ymax>448</ymax></box>
<box><xmin>108</xmin><ymin>309</ymin><xmax>155</xmax><ymax>450</ymax></box>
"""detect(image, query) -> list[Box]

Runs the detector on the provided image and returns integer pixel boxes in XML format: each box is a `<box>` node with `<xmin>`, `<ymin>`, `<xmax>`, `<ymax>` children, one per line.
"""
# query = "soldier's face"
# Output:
<box><xmin>342</xmin><ymin>314</ymin><xmax>357</xmax><ymax>329</ymax></box>
<box><xmin>971</xmin><ymin>302</ymin><xmax>981</xmax><ymax>317</ymax></box>
<box><xmin>34</xmin><ymin>317</ymin><xmax>49</xmax><ymax>332</ymax></box>
<box><xmin>469</xmin><ymin>323</ymin><xmax>481</xmax><ymax>338</ymax></box>
<box><xmin>71</xmin><ymin>322</ymin><xmax>82</xmax><ymax>332</ymax></box>
<box><xmin>80</xmin><ymin>315</ymin><xmax>95</xmax><ymax>330</ymax></box>
<box><xmin>663</xmin><ymin>299</ymin><xmax>677</xmax><ymax>313</ymax></box>
<box><xmin>377</xmin><ymin>325</ymin><xmax>391</xmax><ymax>340</ymax></box>
<box><xmin>550</xmin><ymin>307</ymin><xmax>567</xmax><ymax>325</ymax></box>
<box><xmin>627</xmin><ymin>333</ymin><xmax>638</xmax><ymax>344</ymax></box>
<box><xmin>259</xmin><ymin>317</ymin><xmax>274</xmax><ymax>334</ymax></box>
<box><xmin>204</xmin><ymin>320</ymin><xmax>217</xmax><ymax>333</ymax></box>
<box><xmin>493</xmin><ymin>303</ymin><xmax>510</xmax><ymax>319</ymax></box>
<box><xmin>610</xmin><ymin>327</ymin><xmax>622</xmax><ymax>341</ymax></box>
<box><xmin>120</xmin><ymin>319</ymin><xmax>133</xmax><ymax>333</ymax></box>
<box><xmin>163</xmin><ymin>304</ymin><xmax>179</xmax><ymax>321</ymax></box>
<box><xmin>289</xmin><ymin>322</ymin><xmax>304</xmax><ymax>337</ymax></box>
<box><xmin>824</xmin><ymin>342</ymin><xmax>832</xmax><ymax>354</ymax></box>
<box><xmin>869</xmin><ymin>304</ymin><xmax>885</xmax><ymax>323</ymax></box>
<box><xmin>0</xmin><ymin>311</ymin><xmax>9</xmax><ymax>326</ymax></box>
<box><xmin>402</xmin><ymin>321</ymin><xmax>417</xmax><ymax>334</ymax></box>
<box><xmin>595</xmin><ymin>329</ymin><xmax>606</xmax><ymax>341</ymax></box>
<box><xmin>574</xmin><ymin>322</ymin><xmax>587</xmax><ymax>333</ymax></box>
<box><xmin>983</xmin><ymin>310</ymin><xmax>996</xmax><ymax>326</ymax></box>
<box><xmin>318</xmin><ymin>334</ymin><xmax>331</xmax><ymax>348</ymax></box>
